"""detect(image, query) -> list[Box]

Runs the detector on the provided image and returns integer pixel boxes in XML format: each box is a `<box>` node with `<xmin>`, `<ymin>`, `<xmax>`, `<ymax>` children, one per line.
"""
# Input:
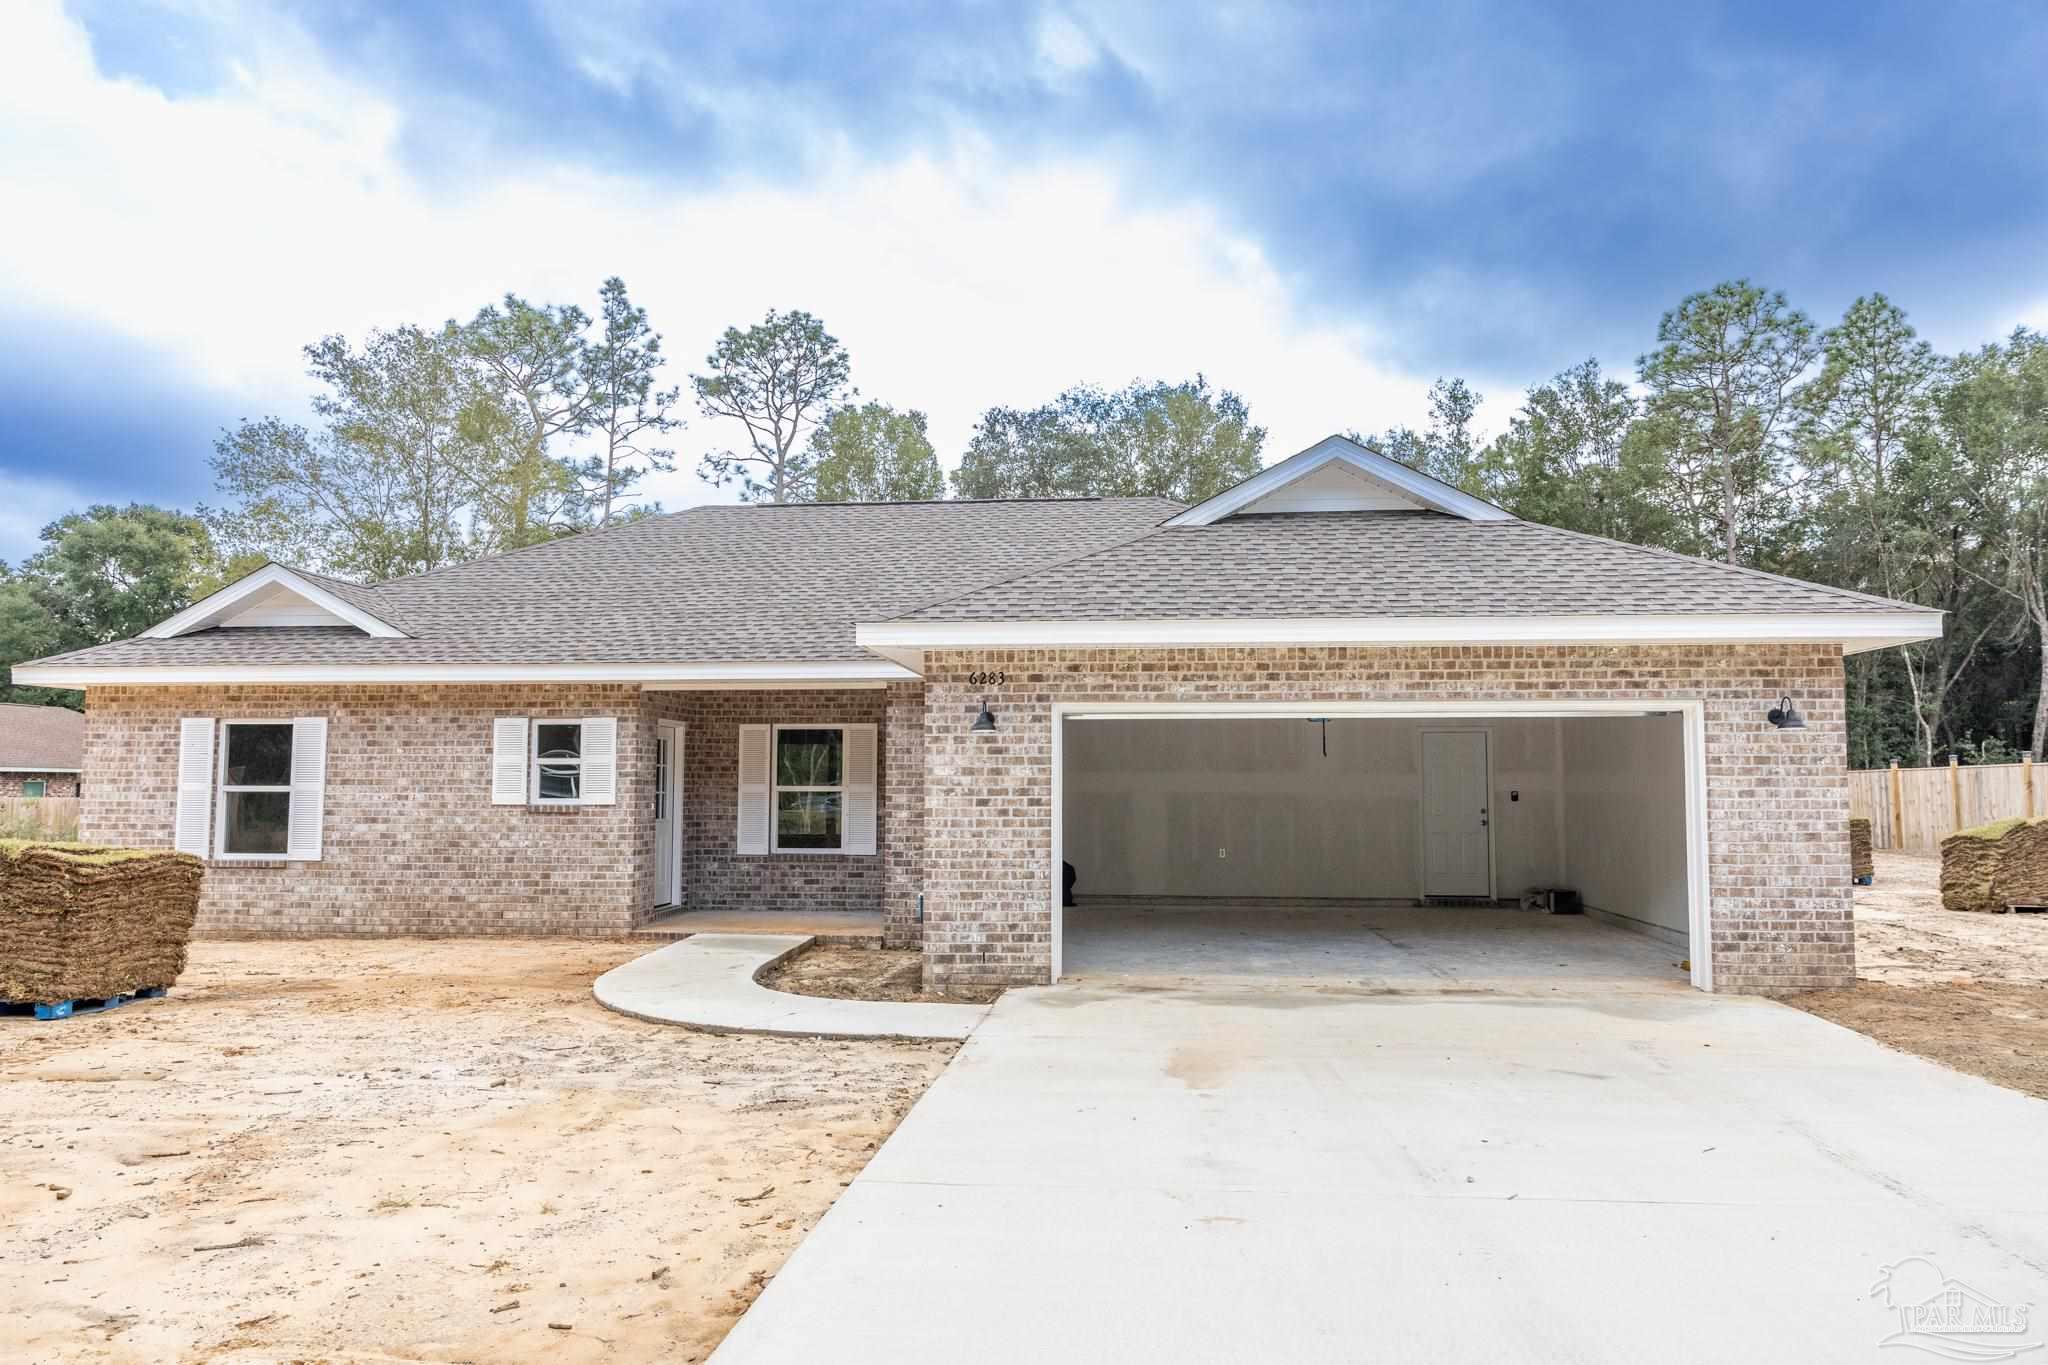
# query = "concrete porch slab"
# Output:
<box><xmin>592</xmin><ymin>934</ymin><xmax>989</xmax><ymax>1041</ymax></box>
<box><xmin>632</xmin><ymin>907</ymin><xmax>885</xmax><ymax>942</ymax></box>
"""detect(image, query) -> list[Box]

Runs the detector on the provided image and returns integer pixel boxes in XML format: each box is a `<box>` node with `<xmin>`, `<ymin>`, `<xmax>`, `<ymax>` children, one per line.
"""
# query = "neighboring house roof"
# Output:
<box><xmin>0</xmin><ymin>702</ymin><xmax>85</xmax><ymax>772</ymax></box>
<box><xmin>12</xmin><ymin>437</ymin><xmax>1945</xmax><ymax>687</ymax></box>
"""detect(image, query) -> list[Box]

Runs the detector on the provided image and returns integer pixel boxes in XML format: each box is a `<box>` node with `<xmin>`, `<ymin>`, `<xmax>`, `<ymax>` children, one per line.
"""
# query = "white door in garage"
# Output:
<box><xmin>1422</xmin><ymin>729</ymin><xmax>1491</xmax><ymax>897</ymax></box>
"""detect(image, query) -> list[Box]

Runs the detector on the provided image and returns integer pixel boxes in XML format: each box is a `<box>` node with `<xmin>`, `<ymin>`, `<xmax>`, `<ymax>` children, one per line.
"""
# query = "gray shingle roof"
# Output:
<box><xmin>0</xmin><ymin>702</ymin><xmax>84</xmax><ymax>769</ymax></box>
<box><xmin>887</xmin><ymin>512</ymin><xmax>1918</xmax><ymax>622</ymax></box>
<box><xmin>24</xmin><ymin>499</ymin><xmax>1927</xmax><ymax>676</ymax></box>
<box><xmin>30</xmin><ymin>499</ymin><xmax>1182</xmax><ymax>668</ymax></box>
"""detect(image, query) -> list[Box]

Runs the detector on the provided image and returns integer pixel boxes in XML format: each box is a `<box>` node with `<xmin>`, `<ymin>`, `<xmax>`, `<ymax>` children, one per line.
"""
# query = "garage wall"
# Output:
<box><xmin>1062</xmin><ymin>717</ymin><xmax>1562</xmax><ymax>899</ymax></box>
<box><xmin>1560</xmin><ymin>713</ymin><xmax>1689</xmax><ymax>943</ymax></box>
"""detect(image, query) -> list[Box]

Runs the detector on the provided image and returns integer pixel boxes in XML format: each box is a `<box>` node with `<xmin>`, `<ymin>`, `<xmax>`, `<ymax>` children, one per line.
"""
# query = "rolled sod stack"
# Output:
<box><xmin>1940</xmin><ymin>818</ymin><xmax>2048</xmax><ymax>914</ymax></box>
<box><xmin>0</xmin><ymin>842</ymin><xmax>204</xmax><ymax>1005</ymax></box>
<box><xmin>1849</xmin><ymin>818</ymin><xmax>1874</xmax><ymax>882</ymax></box>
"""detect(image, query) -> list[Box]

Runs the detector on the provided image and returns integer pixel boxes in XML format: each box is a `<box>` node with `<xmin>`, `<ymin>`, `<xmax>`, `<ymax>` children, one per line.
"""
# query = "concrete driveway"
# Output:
<box><xmin>711</xmin><ymin>978</ymin><xmax>2048</xmax><ymax>1364</ymax></box>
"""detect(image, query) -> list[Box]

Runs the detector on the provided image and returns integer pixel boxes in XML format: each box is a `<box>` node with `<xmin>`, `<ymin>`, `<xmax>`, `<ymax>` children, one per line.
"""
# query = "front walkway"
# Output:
<box><xmin>710</xmin><ymin>977</ymin><xmax>2048</xmax><ymax>1364</ymax></box>
<box><xmin>594</xmin><ymin>934</ymin><xmax>988</xmax><ymax>1041</ymax></box>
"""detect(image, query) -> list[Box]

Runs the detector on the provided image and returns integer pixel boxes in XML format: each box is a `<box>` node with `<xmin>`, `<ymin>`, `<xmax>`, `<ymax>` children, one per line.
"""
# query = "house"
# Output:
<box><xmin>15</xmin><ymin>437</ymin><xmax>1942</xmax><ymax>993</ymax></box>
<box><xmin>0</xmin><ymin>702</ymin><xmax>85</xmax><ymax>798</ymax></box>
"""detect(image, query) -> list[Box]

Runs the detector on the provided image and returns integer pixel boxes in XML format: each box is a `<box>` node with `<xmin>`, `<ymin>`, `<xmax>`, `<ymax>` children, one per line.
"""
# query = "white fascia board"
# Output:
<box><xmin>11</xmin><ymin>659</ymin><xmax>920</xmax><ymax>688</ymax></box>
<box><xmin>0</xmin><ymin>766</ymin><xmax>83</xmax><ymax>773</ymax></box>
<box><xmin>1165</xmin><ymin>435</ymin><xmax>1513</xmax><ymax>526</ymax></box>
<box><xmin>142</xmin><ymin>564</ymin><xmax>408</xmax><ymax>640</ymax></box>
<box><xmin>855</xmin><ymin>610</ymin><xmax>1944</xmax><ymax>656</ymax></box>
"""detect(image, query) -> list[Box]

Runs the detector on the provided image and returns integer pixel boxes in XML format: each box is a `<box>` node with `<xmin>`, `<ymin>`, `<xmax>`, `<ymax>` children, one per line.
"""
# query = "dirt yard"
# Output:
<box><xmin>760</xmin><ymin>943</ymin><xmax>1003</xmax><ymax>1005</ymax></box>
<box><xmin>0</xmin><ymin>939</ymin><xmax>955</xmax><ymax>1364</ymax></box>
<box><xmin>1789</xmin><ymin>850</ymin><xmax>2048</xmax><ymax>1100</ymax></box>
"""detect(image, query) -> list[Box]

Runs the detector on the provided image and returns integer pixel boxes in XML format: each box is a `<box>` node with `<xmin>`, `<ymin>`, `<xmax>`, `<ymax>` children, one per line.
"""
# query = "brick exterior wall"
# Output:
<box><xmin>81</xmin><ymin>684</ymin><xmax>653</xmax><ymax>937</ymax></box>
<box><xmin>918</xmin><ymin>644</ymin><xmax>1853</xmax><ymax>996</ymax></box>
<box><xmin>0</xmin><ymin>771</ymin><xmax>78</xmax><ymax>797</ymax></box>
<box><xmin>643</xmin><ymin>688</ymin><xmax>894</xmax><ymax>916</ymax></box>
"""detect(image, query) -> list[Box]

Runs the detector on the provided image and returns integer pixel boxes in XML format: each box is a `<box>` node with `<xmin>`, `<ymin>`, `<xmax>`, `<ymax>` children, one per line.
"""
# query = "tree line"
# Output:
<box><xmin>0</xmin><ymin>279</ymin><xmax>2040</xmax><ymax>765</ymax></box>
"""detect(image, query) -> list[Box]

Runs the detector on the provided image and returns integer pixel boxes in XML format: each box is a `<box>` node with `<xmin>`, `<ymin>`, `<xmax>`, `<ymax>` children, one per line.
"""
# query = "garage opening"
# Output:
<box><xmin>1054</xmin><ymin>706</ymin><xmax>1704</xmax><ymax>989</ymax></box>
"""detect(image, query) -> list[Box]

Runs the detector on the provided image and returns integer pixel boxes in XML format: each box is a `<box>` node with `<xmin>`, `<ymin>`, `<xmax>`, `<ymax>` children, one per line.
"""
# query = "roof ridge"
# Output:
<box><xmin>1505</xmin><ymin>520</ymin><xmax>1929</xmax><ymax>614</ymax></box>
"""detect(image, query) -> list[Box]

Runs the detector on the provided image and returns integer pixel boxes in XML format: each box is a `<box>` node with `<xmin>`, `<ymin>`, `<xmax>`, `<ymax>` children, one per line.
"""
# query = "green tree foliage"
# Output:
<box><xmin>952</xmin><ymin>376</ymin><xmax>1264</xmax><ymax>501</ymax></box>
<box><xmin>693</xmin><ymin>310</ymin><xmax>851</xmax><ymax>503</ymax></box>
<box><xmin>1634</xmin><ymin>281</ymin><xmax>1820</xmax><ymax>565</ymax></box>
<box><xmin>1473</xmin><ymin>361</ymin><xmax>1670</xmax><ymax>543</ymax></box>
<box><xmin>1372</xmin><ymin>378</ymin><xmax>1484</xmax><ymax>492</ymax></box>
<box><xmin>209</xmin><ymin>280</ymin><xmax>684</xmax><ymax>579</ymax></box>
<box><xmin>810</xmin><ymin>402</ymin><xmax>944</xmax><ymax>502</ymax></box>
<box><xmin>1935</xmin><ymin>330</ymin><xmax>2048</xmax><ymax>758</ymax></box>
<box><xmin>573</xmin><ymin>278</ymin><xmax>682</xmax><ymax>525</ymax></box>
<box><xmin>0</xmin><ymin>505</ymin><xmax>226</xmax><ymax>707</ymax></box>
<box><xmin>208</xmin><ymin>325</ymin><xmax>505</xmax><ymax>581</ymax></box>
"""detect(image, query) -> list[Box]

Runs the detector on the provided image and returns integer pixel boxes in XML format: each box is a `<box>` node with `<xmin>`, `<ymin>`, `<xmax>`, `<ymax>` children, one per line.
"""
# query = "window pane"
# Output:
<box><xmin>538</xmin><ymin>763</ymin><xmax>582</xmax><ymax>801</ymax></box>
<box><xmin>224</xmin><ymin>790</ymin><xmax>290</xmax><ymax>855</ymax></box>
<box><xmin>536</xmin><ymin>723</ymin><xmax>582</xmax><ymax>760</ymax></box>
<box><xmin>21</xmin><ymin>780</ymin><xmax>44</xmax><ymax>798</ymax></box>
<box><xmin>776</xmin><ymin>791</ymin><xmax>842</xmax><ymax>849</ymax></box>
<box><xmin>775</xmin><ymin>729</ymin><xmax>842</xmax><ymax>787</ymax></box>
<box><xmin>225</xmin><ymin>723</ymin><xmax>294</xmax><ymax>786</ymax></box>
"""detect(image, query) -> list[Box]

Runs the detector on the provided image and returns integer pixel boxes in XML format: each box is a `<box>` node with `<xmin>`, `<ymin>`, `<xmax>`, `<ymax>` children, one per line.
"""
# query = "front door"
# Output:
<box><xmin>653</xmin><ymin>722</ymin><xmax>682</xmax><ymax>907</ymax></box>
<box><xmin>1421</xmin><ymin>729</ymin><xmax>1491</xmax><ymax>898</ymax></box>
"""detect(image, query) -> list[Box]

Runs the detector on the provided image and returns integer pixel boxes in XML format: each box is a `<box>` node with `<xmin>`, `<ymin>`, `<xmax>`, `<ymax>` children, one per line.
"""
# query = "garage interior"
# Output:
<box><xmin>1058</xmin><ymin>712</ymin><xmax>1695</xmax><ymax>987</ymax></box>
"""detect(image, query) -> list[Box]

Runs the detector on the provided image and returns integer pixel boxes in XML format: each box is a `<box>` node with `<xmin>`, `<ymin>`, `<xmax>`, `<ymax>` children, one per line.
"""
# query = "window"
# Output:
<box><xmin>532</xmin><ymin>722</ymin><xmax>585</xmax><ymax>804</ymax></box>
<box><xmin>21</xmin><ymin>778</ymin><xmax>45</xmax><ymax>798</ymax></box>
<box><xmin>218</xmin><ymin>722</ymin><xmax>293</xmax><ymax>856</ymax></box>
<box><xmin>773</xmin><ymin>726</ymin><xmax>844</xmax><ymax>851</ymax></box>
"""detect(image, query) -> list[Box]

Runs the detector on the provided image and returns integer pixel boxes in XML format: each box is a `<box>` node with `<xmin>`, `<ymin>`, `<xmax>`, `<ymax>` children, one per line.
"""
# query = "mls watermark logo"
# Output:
<box><xmin>1871</xmin><ymin>1257</ymin><xmax>2042</xmax><ymax>1360</ymax></box>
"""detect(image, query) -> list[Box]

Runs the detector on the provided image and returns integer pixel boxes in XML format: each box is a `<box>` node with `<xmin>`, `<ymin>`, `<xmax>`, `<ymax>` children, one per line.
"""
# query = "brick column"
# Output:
<box><xmin>882</xmin><ymin>681</ymin><xmax>926</xmax><ymax>948</ymax></box>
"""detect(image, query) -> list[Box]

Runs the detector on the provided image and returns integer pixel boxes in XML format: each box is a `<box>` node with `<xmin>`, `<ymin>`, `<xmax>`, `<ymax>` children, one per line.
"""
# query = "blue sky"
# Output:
<box><xmin>3</xmin><ymin>0</ymin><xmax>2044</xmax><ymax>562</ymax></box>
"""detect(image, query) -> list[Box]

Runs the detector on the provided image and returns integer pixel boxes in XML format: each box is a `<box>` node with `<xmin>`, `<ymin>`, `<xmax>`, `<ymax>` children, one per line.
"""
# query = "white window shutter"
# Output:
<box><xmin>843</xmin><ymin>723</ymin><xmax>878</xmax><ymax>855</ymax></box>
<box><xmin>286</xmin><ymin>717</ymin><xmax>327</xmax><ymax>861</ymax></box>
<box><xmin>492</xmin><ymin>717</ymin><xmax>529</xmax><ymax>804</ymax></box>
<box><xmin>581</xmin><ymin>717</ymin><xmax>617</xmax><ymax>805</ymax></box>
<box><xmin>736</xmin><ymin>724</ymin><xmax>770</xmax><ymax>855</ymax></box>
<box><xmin>174</xmin><ymin>718</ymin><xmax>215</xmax><ymax>856</ymax></box>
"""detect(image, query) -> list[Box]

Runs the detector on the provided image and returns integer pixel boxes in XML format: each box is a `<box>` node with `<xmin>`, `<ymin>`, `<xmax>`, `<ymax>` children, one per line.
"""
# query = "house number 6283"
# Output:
<box><xmin>966</xmin><ymin>670</ymin><xmax>1008</xmax><ymax>687</ymax></box>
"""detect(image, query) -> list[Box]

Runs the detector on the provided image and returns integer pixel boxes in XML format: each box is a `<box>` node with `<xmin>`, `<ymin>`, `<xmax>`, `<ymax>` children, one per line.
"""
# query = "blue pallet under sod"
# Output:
<box><xmin>2</xmin><ymin>986</ymin><xmax>167</xmax><ymax>1021</ymax></box>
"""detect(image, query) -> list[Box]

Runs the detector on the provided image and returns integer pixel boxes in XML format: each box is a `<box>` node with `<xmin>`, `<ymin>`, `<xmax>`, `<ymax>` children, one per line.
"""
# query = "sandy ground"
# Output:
<box><xmin>759</xmin><ymin>944</ymin><xmax>1003</xmax><ymax>1005</ymax></box>
<box><xmin>1789</xmin><ymin>850</ymin><xmax>2048</xmax><ymax>1100</ymax></box>
<box><xmin>0</xmin><ymin>939</ymin><xmax>954</xmax><ymax>1364</ymax></box>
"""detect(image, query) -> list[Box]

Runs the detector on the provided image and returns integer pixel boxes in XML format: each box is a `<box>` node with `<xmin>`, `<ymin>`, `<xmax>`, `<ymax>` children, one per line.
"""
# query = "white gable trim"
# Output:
<box><xmin>1164</xmin><ymin>434</ymin><xmax>1513</xmax><ymax>526</ymax></box>
<box><xmin>143</xmin><ymin>564</ymin><xmax>408</xmax><ymax>640</ymax></box>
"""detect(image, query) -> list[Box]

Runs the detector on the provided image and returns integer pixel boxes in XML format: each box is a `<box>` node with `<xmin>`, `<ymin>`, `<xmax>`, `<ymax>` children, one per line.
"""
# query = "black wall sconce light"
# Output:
<box><xmin>970</xmin><ymin>697</ymin><xmax>998</xmax><ymax>732</ymax></box>
<box><xmin>1766</xmin><ymin>695</ymin><xmax>1807</xmax><ymax>730</ymax></box>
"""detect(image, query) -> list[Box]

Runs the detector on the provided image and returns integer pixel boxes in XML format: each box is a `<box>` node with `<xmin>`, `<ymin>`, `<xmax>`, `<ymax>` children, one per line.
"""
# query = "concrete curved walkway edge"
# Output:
<box><xmin>593</xmin><ymin>933</ymin><xmax>991</xmax><ymax>1041</ymax></box>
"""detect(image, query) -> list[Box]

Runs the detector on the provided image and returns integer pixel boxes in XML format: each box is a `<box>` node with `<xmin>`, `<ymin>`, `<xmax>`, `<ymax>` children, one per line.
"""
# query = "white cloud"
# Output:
<box><xmin>0</xmin><ymin>0</ymin><xmax>1453</xmax><ymax>518</ymax></box>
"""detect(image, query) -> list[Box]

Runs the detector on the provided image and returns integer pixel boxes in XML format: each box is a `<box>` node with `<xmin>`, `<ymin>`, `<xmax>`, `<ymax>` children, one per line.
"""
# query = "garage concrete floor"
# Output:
<box><xmin>1064</xmin><ymin>900</ymin><xmax>1687</xmax><ymax>989</ymax></box>
<box><xmin>711</xmin><ymin>977</ymin><xmax>2048</xmax><ymax>1365</ymax></box>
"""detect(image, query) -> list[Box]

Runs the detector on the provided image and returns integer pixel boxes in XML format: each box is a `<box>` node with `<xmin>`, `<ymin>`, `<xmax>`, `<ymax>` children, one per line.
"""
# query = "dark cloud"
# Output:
<box><xmin>0</xmin><ymin>316</ymin><xmax>252</xmax><ymax>559</ymax></box>
<box><xmin>55</xmin><ymin>1</ymin><xmax>2048</xmax><ymax>381</ymax></box>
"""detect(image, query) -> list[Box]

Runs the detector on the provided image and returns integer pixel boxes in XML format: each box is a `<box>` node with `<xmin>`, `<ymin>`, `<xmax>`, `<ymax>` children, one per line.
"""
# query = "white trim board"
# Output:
<box><xmin>0</xmin><ymin>766</ymin><xmax>82</xmax><ymax>774</ymax></box>
<box><xmin>857</xmin><ymin>609</ymin><xmax>1944</xmax><ymax>666</ymax></box>
<box><xmin>1050</xmin><ymin>699</ymin><xmax>1714</xmax><ymax>992</ymax></box>
<box><xmin>143</xmin><ymin>564</ymin><xmax>408</xmax><ymax>640</ymax></box>
<box><xmin>13</xmin><ymin>659</ymin><xmax>919</xmax><ymax>688</ymax></box>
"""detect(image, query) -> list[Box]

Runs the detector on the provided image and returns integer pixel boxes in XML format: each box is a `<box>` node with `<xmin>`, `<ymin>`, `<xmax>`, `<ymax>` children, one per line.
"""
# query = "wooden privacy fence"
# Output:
<box><xmin>1849</xmin><ymin>758</ymin><xmax>2040</xmax><ymax>853</ymax></box>
<box><xmin>0</xmin><ymin>797</ymin><xmax>81</xmax><ymax>841</ymax></box>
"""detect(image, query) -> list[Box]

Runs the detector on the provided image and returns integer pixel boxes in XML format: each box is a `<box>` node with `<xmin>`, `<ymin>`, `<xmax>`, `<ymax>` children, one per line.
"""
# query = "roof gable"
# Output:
<box><xmin>142</xmin><ymin>564</ymin><xmax>409</xmax><ymax>640</ymax></box>
<box><xmin>1165</xmin><ymin>434</ymin><xmax>1512</xmax><ymax>525</ymax></box>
